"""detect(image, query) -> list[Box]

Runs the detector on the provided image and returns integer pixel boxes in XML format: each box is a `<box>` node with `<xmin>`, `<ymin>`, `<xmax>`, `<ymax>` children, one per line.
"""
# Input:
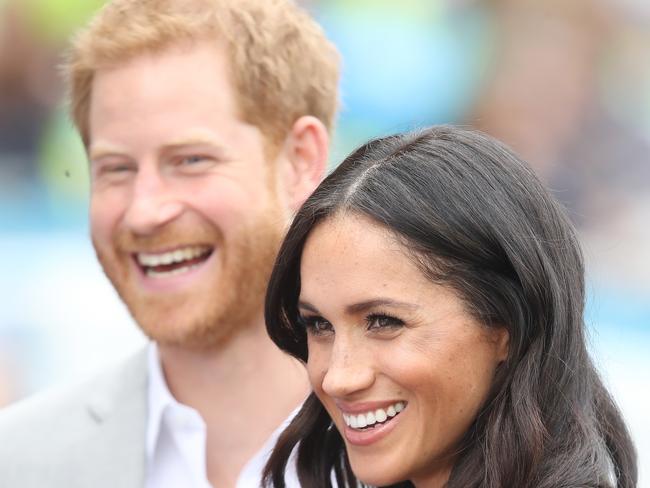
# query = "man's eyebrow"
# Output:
<box><xmin>88</xmin><ymin>143</ymin><xmax>129</xmax><ymax>161</ymax></box>
<box><xmin>161</xmin><ymin>133</ymin><xmax>224</xmax><ymax>150</ymax></box>
<box><xmin>297</xmin><ymin>298</ymin><xmax>419</xmax><ymax>315</ymax></box>
<box><xmin>89</xmin><ymin>135</ymin><xmax>226</xmax><ymax>161</ymax></box>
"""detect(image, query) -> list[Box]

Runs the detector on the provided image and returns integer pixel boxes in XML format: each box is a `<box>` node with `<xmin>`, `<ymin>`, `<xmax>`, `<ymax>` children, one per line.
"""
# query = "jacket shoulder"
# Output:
<box><xmin>0</xmin><ymin>348</ymin><xmax>149</xmax><ymax>487</ymax></box>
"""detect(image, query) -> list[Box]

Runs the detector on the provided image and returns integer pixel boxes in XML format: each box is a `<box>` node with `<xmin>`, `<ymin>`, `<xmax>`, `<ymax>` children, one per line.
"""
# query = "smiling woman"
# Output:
<box><xmin>297</xmin><ymin>214</ymin><xmax>510</xmax><ymax>487</ymax></box>
<box><xmin>262</xmin><ymin>126</ymin><xmax>637</xmax><ymax>487</ymax></box>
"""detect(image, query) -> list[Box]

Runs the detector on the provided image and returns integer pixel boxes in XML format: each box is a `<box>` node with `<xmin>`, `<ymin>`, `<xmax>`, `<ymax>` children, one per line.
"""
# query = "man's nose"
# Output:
<box><xmin>321</xmin><ymin>338</ymin><xmax>375</xmax><ymax>398</ymax></box>
<box><xmin>123</xmin><ymin>167</ymin><xmax>184</xmax><ymax>235</ymax></box>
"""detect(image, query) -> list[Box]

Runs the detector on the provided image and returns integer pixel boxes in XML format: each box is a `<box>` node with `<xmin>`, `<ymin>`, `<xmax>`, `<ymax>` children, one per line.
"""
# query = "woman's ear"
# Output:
<box><xmin>279</xmin><ymin>115</ymin><xmax>329</xmax><ymax>211</ymax></box>
<box><xmin>493</xmin><ymin>327</ymin><xmax>510</xmax><ymax>364</ymax></box>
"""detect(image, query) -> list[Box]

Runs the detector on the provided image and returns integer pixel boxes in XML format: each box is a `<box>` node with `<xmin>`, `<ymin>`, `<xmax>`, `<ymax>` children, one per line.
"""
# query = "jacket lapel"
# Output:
<box><xmin>78</xmin><ymin>348</ymin><xmax>149</xmax><ymax>488</ymax></box>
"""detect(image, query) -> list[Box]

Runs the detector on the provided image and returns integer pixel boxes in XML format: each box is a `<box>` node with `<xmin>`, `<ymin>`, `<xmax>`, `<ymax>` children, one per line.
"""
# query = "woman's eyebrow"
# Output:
<box><xmin>346</xmin><ymin>299</ymin><xmax>419</xmax><ymax>314</ymax></box>
<box><xmin>298</xmin><ymin>301</ymin><xmax>319</xmax><ymax>313</ymax></box>
<box><xmin>298</xmin><ymin>298</ymin><xmax>418</xmax><ymax>315</ymax></box>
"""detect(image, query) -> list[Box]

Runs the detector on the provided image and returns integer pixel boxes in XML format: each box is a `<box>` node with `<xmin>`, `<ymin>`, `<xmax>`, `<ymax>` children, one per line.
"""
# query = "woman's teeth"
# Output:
<box><xmin>342</xmin><ymin>401</ymin><xmax>405</xmax><ymax>430</ymax></box>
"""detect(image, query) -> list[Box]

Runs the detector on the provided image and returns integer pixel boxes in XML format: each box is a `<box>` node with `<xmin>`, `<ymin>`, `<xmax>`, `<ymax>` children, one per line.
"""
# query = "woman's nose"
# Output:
<box><xmin>320</xmin><ymin>338</ymin><xmax>375</xmax><ymax>398</ymax></box>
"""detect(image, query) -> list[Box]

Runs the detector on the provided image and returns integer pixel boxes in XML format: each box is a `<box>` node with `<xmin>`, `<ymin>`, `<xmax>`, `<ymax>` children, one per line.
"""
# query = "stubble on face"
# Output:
<box><xmin>94</xmin><ymin>199</ymin><xmax>286</xmax><ymax>351</ymax></box>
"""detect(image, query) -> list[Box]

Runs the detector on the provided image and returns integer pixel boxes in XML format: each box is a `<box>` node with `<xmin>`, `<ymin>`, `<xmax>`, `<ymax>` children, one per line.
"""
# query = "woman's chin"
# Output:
<box><xmin>349</xmin><ymin>465</ymin><xmax>404</xmax><ymax>488</ymax></box>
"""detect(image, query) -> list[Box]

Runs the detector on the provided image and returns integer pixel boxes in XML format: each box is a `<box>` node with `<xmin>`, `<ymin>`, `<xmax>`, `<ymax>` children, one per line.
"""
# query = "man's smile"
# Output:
<box><xmin>135</xmin><ymin>245</ymin><xmax>214</xmax><ymax>278</ymax></box>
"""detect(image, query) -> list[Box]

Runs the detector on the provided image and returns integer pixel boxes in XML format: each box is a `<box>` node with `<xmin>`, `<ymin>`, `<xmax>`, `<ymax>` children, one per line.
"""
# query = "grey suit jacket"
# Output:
<box><xmin>0</xmin><ymin>348</ymin><xmax>148</xmax><ymax>487</ymax></box>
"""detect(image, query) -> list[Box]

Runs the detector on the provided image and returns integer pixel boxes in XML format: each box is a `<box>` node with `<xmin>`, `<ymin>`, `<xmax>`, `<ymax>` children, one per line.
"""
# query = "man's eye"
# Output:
<box><xmin>366</xmin><ymin>313</ymin><xmax>404</xmax><ymax>331</ymax></box>
<box><xmin>299</xmin><ymin>315</ymin><xmax>334</xmax><ymax>336</ymax></box>
<box><xmin>93</xmin><ymin>162</ymin><xmax>136</xmax><ymax>179</ymax></box>
<box><xmin>108</xmin><ymin>164</ymin><xmax>134</xmax><ymax>173</ymax></box>
<box><xmin>175</xmin><ymin>155</ymin><xmax>217</xmax><ymax>173</ymax></box>
<box><xmin>181</xmin><ymin>155</ymin><xmax>209</xmax><ymax>165</ymax></box>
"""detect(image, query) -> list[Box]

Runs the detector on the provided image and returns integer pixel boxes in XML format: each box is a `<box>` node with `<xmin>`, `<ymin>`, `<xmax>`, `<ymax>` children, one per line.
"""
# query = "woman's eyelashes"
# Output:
<box><xmin>365</xmin><ymin>312</ymin><xmax>405</xmax><ymax>331</ymax></box>
<box><xmin>299</xmin><ymin>315</ymin><xmax>333</xmax><ymax>336</ymax></box>
<box><xmin>299</xmin><ymin>311</ymin><xmax>405</xmax><ymax>336</ymax></box>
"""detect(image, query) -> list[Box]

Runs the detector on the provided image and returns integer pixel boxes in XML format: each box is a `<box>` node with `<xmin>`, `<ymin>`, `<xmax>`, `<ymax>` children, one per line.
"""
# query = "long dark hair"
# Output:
<box><xmin>263</xmin><ymin>126</ymin><xmax>637</xmax><ymax>487</ymax></box>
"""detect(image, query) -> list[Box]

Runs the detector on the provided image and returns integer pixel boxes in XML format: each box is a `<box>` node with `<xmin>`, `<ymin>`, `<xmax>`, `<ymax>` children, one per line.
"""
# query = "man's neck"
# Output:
<box><xmin>157</xmin><ymin>321</ymin><xmax>309</xmax><ymax>487</ymax></box>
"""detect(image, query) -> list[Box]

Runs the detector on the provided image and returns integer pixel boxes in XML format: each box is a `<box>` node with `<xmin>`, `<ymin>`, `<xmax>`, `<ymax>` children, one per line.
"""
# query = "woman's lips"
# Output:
<box><xmin>340</xmin><ymin>401</ymin><xmax>406</xmax><ymax>446</ymax></box>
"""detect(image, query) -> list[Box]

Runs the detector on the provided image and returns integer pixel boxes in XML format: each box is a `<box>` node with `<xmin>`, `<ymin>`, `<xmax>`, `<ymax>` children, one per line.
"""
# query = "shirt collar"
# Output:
<box><xmin>146</xmin><ymin>342</ymin><xmax>176</xmax><ymax>462</ymax></box>
<box><xmin>145</xmin><ymin>342</ymin><xmax>304</xmax><ymax>486</ymax></box>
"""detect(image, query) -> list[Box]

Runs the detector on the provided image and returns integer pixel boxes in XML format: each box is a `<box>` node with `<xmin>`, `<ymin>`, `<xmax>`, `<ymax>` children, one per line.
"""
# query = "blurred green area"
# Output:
<box><xmin>20</xmin><ymin>0</ymin><xmax>104</xmax><ymax>43</ymax></box>
<box><xmin>0</xmin><ymin>0</ymin><xmax>649</xmax><ymax>266</ymax></box>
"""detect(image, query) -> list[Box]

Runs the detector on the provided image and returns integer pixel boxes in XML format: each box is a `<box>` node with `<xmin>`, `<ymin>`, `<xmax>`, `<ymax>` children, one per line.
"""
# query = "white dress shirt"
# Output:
<box><xmin>145</xmin><ymin>344</ymin><xmax>300</xmax><ymax>488</ymax></box>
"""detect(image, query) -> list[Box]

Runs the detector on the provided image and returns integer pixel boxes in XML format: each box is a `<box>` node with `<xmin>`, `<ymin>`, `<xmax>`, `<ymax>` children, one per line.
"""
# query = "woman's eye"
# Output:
<box><xmin>366</xmin><ymin>313</ymin><xmax>404</xmax><ymax>331</ymax></box>
<box><xmin>299</xmin><ymin>315</ymin><xmax>334</xmax><ymax>336</ymax></box>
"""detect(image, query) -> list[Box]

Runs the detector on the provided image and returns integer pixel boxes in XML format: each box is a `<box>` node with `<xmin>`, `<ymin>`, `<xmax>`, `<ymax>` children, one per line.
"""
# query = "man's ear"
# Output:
<box><xmin>280</xmin><ymin>115</ymin><xmax>329</xmax><ymax>211</ymax></box>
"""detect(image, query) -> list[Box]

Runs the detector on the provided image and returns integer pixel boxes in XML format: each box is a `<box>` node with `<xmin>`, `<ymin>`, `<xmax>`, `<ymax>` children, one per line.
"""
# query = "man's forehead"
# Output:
<box><xmin>92</xmin><ymin>38</ymin><xmax>229</xmax><ymax>82</ymax></box>
<box><xmin>89</xmin><ymin>128</ymin><xmax>232</xmax><ymax>158</ymax></box>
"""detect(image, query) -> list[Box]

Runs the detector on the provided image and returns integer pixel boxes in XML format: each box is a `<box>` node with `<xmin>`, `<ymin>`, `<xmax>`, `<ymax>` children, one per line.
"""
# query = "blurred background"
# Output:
<box><xmin>0</xmin><ymin>0</ymin><xmax>648</xmax><ymax>481</ymax></box>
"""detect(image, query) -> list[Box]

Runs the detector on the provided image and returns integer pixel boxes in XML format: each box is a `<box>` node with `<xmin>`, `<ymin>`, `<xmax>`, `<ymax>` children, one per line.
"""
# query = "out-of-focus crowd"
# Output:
<box><xmin>2</xmin><ymin>0</ymin><xmax>649</xmax><ymax>257</ymax></box>
<box><xmin>0</xmin><ymin>0</ymin><xmax>648</xmax><ymax>467</ymax></box>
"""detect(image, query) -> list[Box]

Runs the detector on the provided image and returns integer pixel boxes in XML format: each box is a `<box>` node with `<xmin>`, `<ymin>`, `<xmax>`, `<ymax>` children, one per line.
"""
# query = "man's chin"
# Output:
<box><xmin>115</xmin><ymin>287</ymin><xmax>205</xmax><ymax>344</ymax></box>
<box><xmin>146</xmin><ymin>330</ymin><xmax>220</xmax><ymax>350</ymax></box>
<box><xmin>129</xmin><ymin>309</ymin><xmax>210</xmax><ymax>347</ymax></box>
<box><xmin>128</xmin><ymin>302</ymin><xmax>251</xmax><ymax>350</ymax></box>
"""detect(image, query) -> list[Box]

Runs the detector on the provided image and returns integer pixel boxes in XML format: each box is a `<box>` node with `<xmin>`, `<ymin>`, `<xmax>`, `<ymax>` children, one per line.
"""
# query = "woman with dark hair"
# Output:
<box><xmin>263</xmin><ymin>126</ymin><xmax>636</xmax><ymax>487</ymax></box>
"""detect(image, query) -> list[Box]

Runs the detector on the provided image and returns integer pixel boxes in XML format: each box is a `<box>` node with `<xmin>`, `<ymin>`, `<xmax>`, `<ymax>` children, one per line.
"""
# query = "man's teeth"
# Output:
<box><xmin>342</xmin><ymin>401</ymin><xmax>405</xmax><ymax>430</ymax></box>
<box><xmin>146</xmin><ymin>264</ymin><xmax>200</xmax><ymax>278</ymax></box>
<box><xmin>137</xmin><ymin>246</ymin><xmax>209</xmax><ymax>267</ymax></box>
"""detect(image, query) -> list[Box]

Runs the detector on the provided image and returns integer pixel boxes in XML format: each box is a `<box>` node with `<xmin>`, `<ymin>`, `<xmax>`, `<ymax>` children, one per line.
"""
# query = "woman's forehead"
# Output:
<box><xmin>299</xmin><ymin>215</ymin><xmax>438</xmax><ymax>302</ymax></box>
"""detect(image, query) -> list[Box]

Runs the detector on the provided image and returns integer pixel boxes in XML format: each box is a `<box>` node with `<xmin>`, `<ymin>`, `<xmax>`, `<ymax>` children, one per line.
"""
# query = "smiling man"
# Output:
<box><xmin>0</xmin><ymin>1</ymin><xmax>339</xmax><ymax>487</ymax></box>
